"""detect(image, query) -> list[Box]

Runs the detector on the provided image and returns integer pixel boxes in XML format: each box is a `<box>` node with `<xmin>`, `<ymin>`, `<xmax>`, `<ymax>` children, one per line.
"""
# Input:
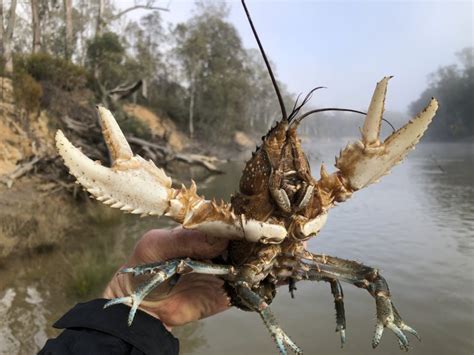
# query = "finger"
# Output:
<box><xmin>132</xmin><ymin>228</ymin><xmax>229</xmax><ymax>264</ymax></box>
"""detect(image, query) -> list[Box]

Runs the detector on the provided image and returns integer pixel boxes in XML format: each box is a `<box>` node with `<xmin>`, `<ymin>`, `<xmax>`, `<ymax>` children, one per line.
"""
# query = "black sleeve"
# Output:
<box><xmin>39</xmin><ymin>299</ymin><xmax>179</xmax><ymax>355</ymax></box>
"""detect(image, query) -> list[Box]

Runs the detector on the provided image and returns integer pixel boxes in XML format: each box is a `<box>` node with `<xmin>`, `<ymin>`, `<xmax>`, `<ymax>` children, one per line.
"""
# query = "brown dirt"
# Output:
<box><xmin>0</xmin><ymin>178</ymin><xmax>82</xmax><ymax>259</ymax></box>
<box><xmin>123</xmin><ymin>104</ymin><xmax>188</xmax><ymax>152</ymax></box>
<box><xmin>233</xmin><ymin>131</ymin><xmax>255</xmax><ymax>150</ymax></box>
<box><xmin>0</xmin><ymin>78</ymin><xmax>29</xmax><ymax>175</ymax></box>
<box><xmin>0</xmin><ymin>78</ymin><xmax>55</xmax><ymax>176</ymax></box>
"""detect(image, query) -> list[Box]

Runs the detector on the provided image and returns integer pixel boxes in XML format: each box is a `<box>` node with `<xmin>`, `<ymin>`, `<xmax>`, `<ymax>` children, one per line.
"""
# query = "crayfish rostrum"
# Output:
<box><xmin>55</xmin><ymin>1</ymin><xmax>438</xmax><ymax>353</ymax></box>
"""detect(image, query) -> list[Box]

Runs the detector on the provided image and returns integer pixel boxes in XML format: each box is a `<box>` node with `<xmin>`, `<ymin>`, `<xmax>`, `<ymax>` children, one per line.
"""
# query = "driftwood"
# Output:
<box><xmin>60</xmin><ymin>110</ymin><xmax>223</xmax><ymax>174</ymax></box>
<box><xmin>0</xmin><ymin>156</ymin><xmax>41</xmax><ymax>188</ymax></box>
<box><xmin>126</xmin><ymin>136</ymin><xmax>223</xmax><ymax>173</ymax></box>
<box><xmin>108</xmin><ymin>80</ymin><xmax>143</xmax><ymax>103</ymax></box>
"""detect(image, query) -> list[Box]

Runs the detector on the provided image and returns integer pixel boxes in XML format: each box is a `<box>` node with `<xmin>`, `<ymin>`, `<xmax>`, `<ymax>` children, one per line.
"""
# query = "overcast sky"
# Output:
<box><xmin>125</xmin><ymin>0</ymin><xmax>472</xmax><ymax>113</ymax></box>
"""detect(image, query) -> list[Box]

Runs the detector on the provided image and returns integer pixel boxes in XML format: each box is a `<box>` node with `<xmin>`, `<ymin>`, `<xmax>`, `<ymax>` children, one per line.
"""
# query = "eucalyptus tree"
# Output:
<box><xmin>174</xmin><ymin>3</ymin><xmax>253</xmax><ymax>141</ymax></box>
<box><xmin>410</xmin><ymin>47</ymin><xmax>473</xmax><ymax>140</ymax></box>
<box><xmin>0</xmin><ymin>0</ymin><xmax>17</xmax><ymax>74</ymax></box>
<box><xmin>123</xmin><ymin>11</ymin><xmax>165</xmax><ymax>99</ymax></box>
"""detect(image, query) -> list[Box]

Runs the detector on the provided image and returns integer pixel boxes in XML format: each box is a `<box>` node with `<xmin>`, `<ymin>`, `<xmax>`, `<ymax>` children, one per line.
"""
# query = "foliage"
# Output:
<box><xmin>66</xmin><ymin>248</ymin><xmax>117</xmax><ymax>300</ymax></box>
<box><xmin>173</xmin><ymin>3</ymin><xmax>284</xmax><ymax>141</ymax></box>
<box><xmin>410</xmin><ymin>47</ymin><xmax>473</xmax><ymax>141</ymax></box>
<box><xmin>123</xmin><ymin>11</ymin><xmax>165</xmax><ymax>86</ymax></box>
<box><xmin>86</xmin><ymin>32</ymin><xmax>129</xmax><ymax>89</ymax></box>
<box><xmin>15</xmin><ymin>53</ymin><xmax>88</xmax><ymax>91</ymax></box>
<box><xmin>6</xmin><ymin>1</ymin><xmax>298</xmax><ymax>145</ymax></box>
<box><xmin>148</xmin><ymin>77</ymin><xmax>189</xmax><ymax>125</ymax></box>
<box><xmin>12</xmin><ymin>72</ymin><xmax>43</xmax><ymax>115</ymax></box>
<box><xmin>244</xmin><ymin>48</ymin><xmax>294</xmax><ymax>133</ymax></box>
<box><xmin>118</xmin><ymin>113</ymin><xmax>153</xmax><ymax>140</ymax></box>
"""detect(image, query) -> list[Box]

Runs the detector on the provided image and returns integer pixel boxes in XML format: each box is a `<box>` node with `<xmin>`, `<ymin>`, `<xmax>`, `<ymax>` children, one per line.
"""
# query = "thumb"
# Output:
<box><xmin>131</xmin><ymin>228</ymin><xmax>229</xmax><ymax>265</ymax></box>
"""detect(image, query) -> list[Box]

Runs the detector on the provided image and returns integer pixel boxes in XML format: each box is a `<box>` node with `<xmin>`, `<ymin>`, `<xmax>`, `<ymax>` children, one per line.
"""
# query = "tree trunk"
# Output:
<box><xmin>96</xmin><ymin>0</ymin><xmax>104</xmax><ymax>37</ymax></box>
<box><xmin>142</xmin><ymin>78</ymin><xmax>148</xmax><ymax>98</ymax></box>
<box><xmin>64</xmin><ymin>0</ymin><xmax>73</xmax><ymax>60</ymax></box>
<box><xmin>188</xmin><ymin>86</ymin><xmax>195</xmax><ymax>139</ymax></box>
<box><xmin>0</xmin><ymin>0</ymin><xmax>4</xmax><ymax>60</ymax></box>
<box><xmin>93</xmin><ymin>0</ymin><xmax>105</xmax><ymax>79</ymax></box>
<box><xmin>31</xmin><ymin>0</ymin><xmax>41</xmax><ymax>53</ymax></box>
<box><xmin>188</xmin><ymin>70</ymin><xmax>196</xmax><ymax>139</ymax></box>
<box><xmin>3</xmin><ymin>0</ymin><xmax>16</xmax><ymax>74</ymax></box>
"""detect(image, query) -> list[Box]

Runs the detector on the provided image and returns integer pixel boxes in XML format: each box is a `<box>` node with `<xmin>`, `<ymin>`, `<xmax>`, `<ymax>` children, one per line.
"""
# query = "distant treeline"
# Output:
<box><xmin>300</xmin><ymin>48</ymin><xmax>474</xmax><ymax>142</ymax></box>
<box><xmin>409</xmin><ymin>48</ymin><xmax>473</xmax><ymax>141</ymax></box>
<box><xmin>0</xmin><ymin>1</ymin><xmax>471</xmax><ymax>143</ymax></box>
<box><xmin>0</xmin><ymin>1</ymin><xmax>294</xmax><ymax>144</ymax></box>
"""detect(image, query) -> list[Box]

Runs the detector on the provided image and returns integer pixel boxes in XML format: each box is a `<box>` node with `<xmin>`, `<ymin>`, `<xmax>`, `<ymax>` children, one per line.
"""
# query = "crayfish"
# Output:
<box><xmin>55</xmin><ymin>1</ymin><xmax>438</xmax><ymax>353</ymax></box>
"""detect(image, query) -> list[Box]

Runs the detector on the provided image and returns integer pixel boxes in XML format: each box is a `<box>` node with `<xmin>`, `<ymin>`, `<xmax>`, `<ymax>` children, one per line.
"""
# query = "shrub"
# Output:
<box><xmin>118</xmin><ymin>113</ymin><xmax>152</xmax><ymax>140</ymax></box>
<box><xmin>12</xmin><ymin>72</ymin><xmax>43</xmax><ymax>115</ymax></box>
<box><xmin>15</xmin><ymin>53</ymin><xmax>88</xmax><ymax>91</ymax></box>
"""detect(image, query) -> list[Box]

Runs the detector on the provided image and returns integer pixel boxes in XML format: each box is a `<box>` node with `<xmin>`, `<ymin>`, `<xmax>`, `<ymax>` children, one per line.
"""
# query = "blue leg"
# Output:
<box><xmin>330</xmin><ymin>279</ymin><xmax>346</xmax><ymax>347</ymax></box>
<box><xmin>236</xmin><ymin>283</ymin><xmax>303</xmax><ymax>355</ymax></box>
<box><xmin>104</xmin><ymin>258</ymin><xmax>233</xmax><ymax>325</ymax></box>
<box><xmin>302</xmin><ymin>252</ymin><xmax>420</xmax><ymax>351</ymax></box>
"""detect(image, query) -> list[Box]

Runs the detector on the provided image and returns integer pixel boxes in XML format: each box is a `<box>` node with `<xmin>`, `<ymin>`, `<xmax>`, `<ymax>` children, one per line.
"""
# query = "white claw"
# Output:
<box><xmin>97</xmin><ymin>105</ymin><xmax>133</xmax><ymax>163</ymax></box>
<box><xmin>56</xmin><ymin>107</ymin><xmax>288</xmax><ymax>244</ymax></box>
<box><xmin>336</xmin><ymin>77</ymin><xmax>438</xmax><ymax>191</ymax></box>
<box><xmin>362</xmin><ymin>76</ymin><xmax>391</xmax><ymax>146</ymax></box>
<box><xmin>56</xmin><ymin>118</ymin><xmax>172</xmax><ymax>217</ymax></box>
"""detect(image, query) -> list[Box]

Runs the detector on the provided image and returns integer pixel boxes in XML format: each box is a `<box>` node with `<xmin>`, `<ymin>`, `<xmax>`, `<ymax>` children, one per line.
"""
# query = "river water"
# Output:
<box><xmin>0</xmin><ymin>142</ymin><xmax>473</xmax><ymax>355</ymax></box>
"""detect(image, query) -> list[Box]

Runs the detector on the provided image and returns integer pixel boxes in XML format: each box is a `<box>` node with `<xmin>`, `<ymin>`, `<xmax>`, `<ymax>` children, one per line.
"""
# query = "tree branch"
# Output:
<box><xmin>110</xmin><ymin>4</ymin><xmax>169</xmax><ymax>22</ymax></box>
<box><xmin>5</xmin><ymin>0</ymin><xmax>17</xmax><ymax>40</ymax></box>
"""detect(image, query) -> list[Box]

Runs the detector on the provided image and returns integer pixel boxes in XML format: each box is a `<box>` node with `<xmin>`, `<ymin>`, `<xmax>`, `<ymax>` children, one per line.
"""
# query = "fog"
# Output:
<box><xmin>121</xmin><ymin>0</ymin><xmax>472</xmax><ymax>112</ymax></box>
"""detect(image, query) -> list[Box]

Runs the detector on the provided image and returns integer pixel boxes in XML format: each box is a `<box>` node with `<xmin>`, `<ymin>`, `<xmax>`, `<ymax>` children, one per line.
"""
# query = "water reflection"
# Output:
<box><xmin>174</xmin><ymin>322</ymin><xmax>208</xmax><ymax>353</ymax></box>
<box><xmin>416</xmin><ymin>143</ymin><xmax>474</xmax><ymax>256</ymax></box>
<box><xmin>0</xmin><ymin>142</ymin><xmax>473</xmax><ymax>354</ymax></box>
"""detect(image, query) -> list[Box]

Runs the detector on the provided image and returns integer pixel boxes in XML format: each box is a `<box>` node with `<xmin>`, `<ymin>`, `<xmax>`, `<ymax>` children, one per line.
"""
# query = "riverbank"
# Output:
<box><xmin>0</xmin><ymin>74</ymin><xmax>258</xmax><ymax>259</ymax></box>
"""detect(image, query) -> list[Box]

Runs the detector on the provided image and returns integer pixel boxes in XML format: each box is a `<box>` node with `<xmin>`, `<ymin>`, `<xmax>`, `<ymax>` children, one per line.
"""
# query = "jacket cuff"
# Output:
<box><xmin>54</xmin><ymin>298</ymin><xmax>179</xmax><ymax>354</ymax></box>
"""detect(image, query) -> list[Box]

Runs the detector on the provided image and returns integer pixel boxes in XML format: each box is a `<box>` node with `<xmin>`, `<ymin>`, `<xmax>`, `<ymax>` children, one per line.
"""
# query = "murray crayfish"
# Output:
<box><xmin>55</xmin><ymin>1</ymin><xmax>438</xmax><ymax>353</ymax></box>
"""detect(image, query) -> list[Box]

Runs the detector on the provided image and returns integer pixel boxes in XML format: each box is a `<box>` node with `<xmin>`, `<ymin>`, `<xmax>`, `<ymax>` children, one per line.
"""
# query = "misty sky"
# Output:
<box><xmin>125</xmin><ymin>0</ymin><xmax>472</xmax><ymax>113</ymax></box>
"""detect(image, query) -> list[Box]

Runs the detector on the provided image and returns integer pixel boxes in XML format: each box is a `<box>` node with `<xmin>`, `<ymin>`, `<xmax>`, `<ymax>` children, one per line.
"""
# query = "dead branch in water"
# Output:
<box><xmin>126</xmin><ymin>136</ymin><xmax>223</xmax><ymax>174</ymax></box>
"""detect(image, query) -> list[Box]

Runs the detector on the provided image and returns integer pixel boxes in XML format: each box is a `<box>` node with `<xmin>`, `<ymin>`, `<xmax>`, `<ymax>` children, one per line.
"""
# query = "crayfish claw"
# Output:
<box><xmin>96</xmin><ymin>105</ymin><xmax>134</xmax><ymax>163</ymax></box>
<box><xmin>104</xmin><ymin>296</ymin><xmax>141</xmax><ymax>326</ymax></box>
<box><xmin>392</xmin><ymin>302</ymin><xmax>421</xmax><ymax>341</ymax></box>
<box><xmin>103</xmin><ymin>296</ymin><xmax>132</xmax><ymax>309</ymax></box>
<box><xmin>371</xmin><ymin>277</ymin><xmax>416</xmax><ymax>351</ymax></box>
<box><xmin>336</xmin><ymin>77</ymin><xmax>438</xmax><ymax>191</ymax></box>
<box><xmin>338</xmin><ymin>328</ymin><xmax>346</xmax><ymax>348</ymax></box>
<box><xmin>372</xmin><ymin>322</ymin><xmax>384</xmax><ymax>349</ymax></box>
<box><xmin>362</xmin><ymin>76</ymin><xmax>391</xmax><ymax>146</ymax></box>
<box><xmin>57</xmin><ymin>107</ymin><xmax>288</xmax><ymax>243</ymax></box>
<box><xmin>56</xmin><ymin>109</ymin><xmax>173</xmax><ymax>218</ymax></box>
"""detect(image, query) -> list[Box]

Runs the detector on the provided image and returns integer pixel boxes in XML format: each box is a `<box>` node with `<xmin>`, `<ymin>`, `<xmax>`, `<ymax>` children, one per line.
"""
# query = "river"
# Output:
<box><xmin>0</xmin><ymin>142</ymin><xmax>473</xmax><ymax>355</ymax></box>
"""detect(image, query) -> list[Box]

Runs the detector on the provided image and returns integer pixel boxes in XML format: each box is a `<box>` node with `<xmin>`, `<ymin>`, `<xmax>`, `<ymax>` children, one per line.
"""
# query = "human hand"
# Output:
<box><xmin>103</xmin><ymin>228</ymin><xmax>231</xmax><ymax>329</ymax></box>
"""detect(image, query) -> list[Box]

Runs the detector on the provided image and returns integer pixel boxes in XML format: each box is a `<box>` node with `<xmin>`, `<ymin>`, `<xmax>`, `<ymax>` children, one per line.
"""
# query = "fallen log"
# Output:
<box><xmin>126</xmin><ymin>135</ymin><xmax>224</xmax><ymax>173</ymax></box>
